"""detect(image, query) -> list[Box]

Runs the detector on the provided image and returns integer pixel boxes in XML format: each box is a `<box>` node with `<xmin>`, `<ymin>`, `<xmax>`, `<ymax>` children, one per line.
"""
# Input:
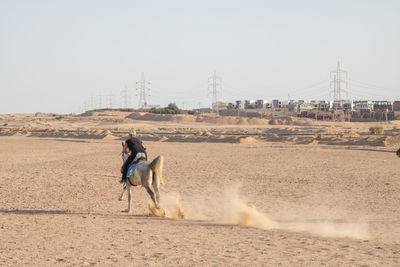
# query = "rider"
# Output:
<box><xmin>120</xmin><ymin>129</ymin><xmax>147</xmax><ymax>183</ymax></box>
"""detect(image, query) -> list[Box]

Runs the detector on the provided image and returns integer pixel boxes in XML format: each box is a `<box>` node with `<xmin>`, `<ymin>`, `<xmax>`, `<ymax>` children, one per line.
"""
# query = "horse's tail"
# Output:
<box><xmin>150</xmin><ymin>155</ymin><xmax>165</xmax><ymax>185</ymax></box>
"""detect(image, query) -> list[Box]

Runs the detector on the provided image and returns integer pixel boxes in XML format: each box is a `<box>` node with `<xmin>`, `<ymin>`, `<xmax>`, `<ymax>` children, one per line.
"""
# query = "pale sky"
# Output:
<box><xmin>1</xmin><ymin>0</ymin><xmax>399</xmax><ymax>114</ymax></box>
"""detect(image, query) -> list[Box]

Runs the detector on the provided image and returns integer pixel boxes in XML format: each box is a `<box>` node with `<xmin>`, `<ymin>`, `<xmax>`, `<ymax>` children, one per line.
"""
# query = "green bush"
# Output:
<box><xmin>3</xmin><ymin>123</ymin><xmax>8</xmax><ymax>126</ymax></box>
<box><xmin>149</xmin><ymin>103</ymin><xmax>184</xmax><ymax>114</ymax></box>
<box><xmin>369</xmin><ymin>126</ymin><xmax>384</xmax><ymax>135</ymax></box>
<box><xmin>188</xmin><ymin>110</ymin><xmax>198</xmax><ymax>115</ymax></box>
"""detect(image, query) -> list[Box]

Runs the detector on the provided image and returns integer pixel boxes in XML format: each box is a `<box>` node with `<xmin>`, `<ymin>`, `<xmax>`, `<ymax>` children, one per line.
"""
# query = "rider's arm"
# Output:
<box><xmin>140</xmin><ymin>139</ymin><xmax>146</xmax><ymax>150</ymax></box>
<box><xmin>122</xmin><ymin>142</ymin><xmax>129</xmax><ymax>154</ymax></box>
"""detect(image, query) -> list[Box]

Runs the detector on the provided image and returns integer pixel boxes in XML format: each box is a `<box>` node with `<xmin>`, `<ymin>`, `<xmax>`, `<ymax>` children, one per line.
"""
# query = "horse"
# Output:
<box><xmin>118</xmin><ymin>144</ymin><xmax>165</xmax><ymax>214</ymax></box>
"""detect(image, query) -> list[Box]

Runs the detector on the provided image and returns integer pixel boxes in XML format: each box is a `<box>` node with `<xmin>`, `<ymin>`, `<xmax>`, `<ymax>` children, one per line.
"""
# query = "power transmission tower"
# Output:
<box><xmin>330</xmin><ymin>62</ymin><xmax>348</xmax><ymax>102</ymax></box>
<box><xmin>136</xmin><ymin>72</ymin><xmax>151</xmax><ymax>109</ymax></box>
<box><xmin>107</xmin><ymin>92</ymin><xmax>113</xmax><ymax>109</ymax></box>
<box><xmin>98</xmin><ymin>92</ymin><xmax>102</xmax><ymax>109</ymax></box>
<box><xmin>121</xmin><ymin>86</ymin><xmax>129</xmax><ymax>109</ymax></box>
<box><xmin>208</xmin><ymin>70</ymin><xmax>222</xmax><ymax>115</ymax></box>
<box><xmin>90</xmin><ymin>96</ymin><xmax>95</xmax><ymax>110</ymax></box>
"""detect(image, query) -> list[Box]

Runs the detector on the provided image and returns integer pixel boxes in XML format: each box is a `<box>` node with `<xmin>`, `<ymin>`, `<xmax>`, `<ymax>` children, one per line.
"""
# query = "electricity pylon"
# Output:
<box><xmin>330</xmin><ymin>62</ymin><xmax>348</xmax><ymax>101</ymax></box>
<box><xmin>136</xmin><ymin>72</ymin><xmax>151</xmax><ymax>109</ymax></box>
<box><xmin>208</xmin><ymin>70</ymin><xmax>222</xmax><ymax>115</ymax></box>
<box><xmin>121</xmin><ymin>86</ymin><xmax>129</xmax><ymax>108</ymax></box>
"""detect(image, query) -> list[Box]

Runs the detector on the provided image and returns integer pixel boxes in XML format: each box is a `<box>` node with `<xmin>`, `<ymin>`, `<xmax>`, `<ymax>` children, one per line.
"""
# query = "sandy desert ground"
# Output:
<box><xmin>1</xmin><ymin>112</ymin><xmax>400</xmax><ymax>266</ymax></box>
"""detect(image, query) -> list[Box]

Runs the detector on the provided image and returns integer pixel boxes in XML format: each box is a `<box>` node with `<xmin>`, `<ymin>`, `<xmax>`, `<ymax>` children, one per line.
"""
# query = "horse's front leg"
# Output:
<box><xmin>118</xmin><ymin>184</ymin><xmax>127</xmax><ymax>201</ymax></box>
<box><xmin>122</xmin><ymin>185</ymin><xmax>132</xmax><ymax>213</ymax></box>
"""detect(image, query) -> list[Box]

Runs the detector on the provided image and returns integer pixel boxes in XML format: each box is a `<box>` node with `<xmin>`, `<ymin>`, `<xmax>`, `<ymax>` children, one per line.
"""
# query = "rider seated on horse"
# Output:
<box><xmin>120</xmin><ymin>129</ymin><xmax>147</xmax><ymax>183</ymax></box>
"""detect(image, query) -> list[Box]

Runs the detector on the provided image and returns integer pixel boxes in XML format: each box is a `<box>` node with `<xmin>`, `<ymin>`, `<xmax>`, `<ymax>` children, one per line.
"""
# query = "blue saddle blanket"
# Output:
<box><xmin>127</xmin><ymin>161</ymin><xmax>145</xmax><ymax>178</ymax></box>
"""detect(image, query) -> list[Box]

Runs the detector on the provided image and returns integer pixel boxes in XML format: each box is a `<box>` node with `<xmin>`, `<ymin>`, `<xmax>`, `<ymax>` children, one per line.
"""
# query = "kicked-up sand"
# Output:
<box><xmin>1</xmin><ymin>135</ymin><xmax>400</xmax><ymax>266</ymax></box>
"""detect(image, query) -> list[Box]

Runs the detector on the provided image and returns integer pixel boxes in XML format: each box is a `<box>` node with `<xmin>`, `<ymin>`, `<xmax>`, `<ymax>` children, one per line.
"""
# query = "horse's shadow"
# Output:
<box><xmin>0</xmin><ymin>209</ymin><xmax>166</xmax><ymax>221</ymax></box>
<box><xmin>0</xmin><ymin>209</ymin><xmax>71</xmax><ymax>215</ymax></box>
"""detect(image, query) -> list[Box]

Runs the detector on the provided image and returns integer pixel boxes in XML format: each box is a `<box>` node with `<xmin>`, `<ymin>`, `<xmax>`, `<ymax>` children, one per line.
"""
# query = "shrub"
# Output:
<box><xmin>188</xmin><ymin>110</ymin><xmax>199</xmax><ymax>115</ymax></box>
<box><xmin>369</xmin><ymin>126</ymin><xmax>384</xmax><ymax>135</ymax></box>
<box><xmin>3</xmin><ymin>123</ymin><xmax>8</xmax><ymax>126</ymax></box>
<box><xmin>149</xmin><ymin>103</ymin><xmax>184</xmax><ymax>114</ymax></box>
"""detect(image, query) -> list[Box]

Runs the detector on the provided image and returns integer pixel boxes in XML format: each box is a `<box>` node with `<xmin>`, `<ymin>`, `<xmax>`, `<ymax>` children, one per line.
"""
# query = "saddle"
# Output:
<box><xmin>129</xmin><ymin>157</ymin><xmax>145</xmax><ymax>167</ymax></box>
<box><xmin>127</xmin><ymin>159</ymin><xmax>146</xmax><ymax>178</ymax></box>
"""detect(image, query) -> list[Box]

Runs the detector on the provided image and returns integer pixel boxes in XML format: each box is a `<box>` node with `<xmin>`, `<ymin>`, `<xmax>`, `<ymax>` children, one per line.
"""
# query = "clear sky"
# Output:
<box><xmin>1</xmin><ymin>0</ymin><xmax>399</xmax><ymax>114</ymax></box>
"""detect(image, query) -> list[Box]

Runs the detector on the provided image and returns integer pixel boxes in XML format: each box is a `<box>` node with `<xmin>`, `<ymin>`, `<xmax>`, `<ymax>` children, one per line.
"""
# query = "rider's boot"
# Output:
<box><xmin>120</xmin><ymin>173</ymin><xmax>127</xmax><ymax>183</ymax></box>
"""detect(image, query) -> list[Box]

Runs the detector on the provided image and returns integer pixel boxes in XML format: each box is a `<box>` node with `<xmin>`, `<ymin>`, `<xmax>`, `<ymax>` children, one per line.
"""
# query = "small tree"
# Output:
<box><xmin>369</xmin><ymin>126</ymin><xmax>384</xmax><ymax>135</ymax></box>
<box><xmin>149</xmin><ymin>103</ymin><xmax>184</xmax><ymax>114</ymax></box>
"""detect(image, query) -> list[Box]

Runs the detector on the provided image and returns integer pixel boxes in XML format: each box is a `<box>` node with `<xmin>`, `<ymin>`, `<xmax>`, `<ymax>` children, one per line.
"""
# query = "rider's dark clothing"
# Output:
<box><xmin>126</xmin><ymin>138</ymin><xmax>146</xmax><ymax>155</ymax></box>
<box><xmin>121</xmin><ymin>137</ymin><xmax>147</xmax><ymax>181</ymax></box>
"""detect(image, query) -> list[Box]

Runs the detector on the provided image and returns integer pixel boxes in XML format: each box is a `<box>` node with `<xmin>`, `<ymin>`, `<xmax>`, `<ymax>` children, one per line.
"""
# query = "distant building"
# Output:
<box><xmin>318</xmin><ymin>100</ymin><xmax>330</xmax><ymax>112</ymax></box>
<box><xmin>280</xmin><ymin>100</ymin><xmax>289</xmax><ymax>108</ymax></box>
<box><xmin>212</xmin><ymin>101</ymin><xmax>228</xmax><ymax>112</ymax></box>
<box><xmin>288</xmin><ymin>101</ymin><xmax>300</xmax><ymax>112</ymax></box>
<box><xmin>299</xmin><ymin>102</ymin><xmax>314</xmax><ymax>112</ymax></box>
<box><xmin>354</xmin><ymin>100</ymin><xmax>374</xmax><ymax>113</ymax></box>
<box><xmin>373</xmin><ymin>101</ymin><xmax>392</xmax><ymax>111</ymax></box>
<box><xmin>307</xmin><ymin>100</ymin><xmax>318</xmax><ymax>110</ymax></box>
<box><xmin>264</xmin><ymin>102</ymin><xmax>272</xmax><ymax>108</ymax></box>
<box><xmin>235</xmin><ymin>100</ymin><xmax>245</xmax><ymax>109</ymax></box>
<box><xmin>394</xmin><ymin>101</ymin><xmax>400</xmax><ymax>111</ymax></box>
<box><xmin>342</xmin><ymin>100</ymin><xmax>354</xmax><ymax>111</ymax></box>
<box><xmin>272</xmin><ymin>99</ymin><xmax>281</xmax><ymax>108</ymax></box>
<box><xmin>244</xmin><ymin>100</ymin><xmax>257</xmax><ymax>109</ymax></box>
<box><xmin>255</xmin><ymin>100</ymin><xmax>265</xmax><ymax>109</ymax></box>
<box><xmin>332</xmin><ymin>100</ymin><xmax>353</xmax><ymax>110</ymax></box>
<box><xmin>195</xmin><ymin>108</ymin><xmax>212</xmax><ymax>113</ymax></box>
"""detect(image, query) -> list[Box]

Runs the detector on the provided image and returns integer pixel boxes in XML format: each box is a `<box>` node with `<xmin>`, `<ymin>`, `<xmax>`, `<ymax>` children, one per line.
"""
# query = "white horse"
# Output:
<box><xmin>119</xmin><ymin>147</ymin><xmax>165</xmax><ymax>213</ymax></box>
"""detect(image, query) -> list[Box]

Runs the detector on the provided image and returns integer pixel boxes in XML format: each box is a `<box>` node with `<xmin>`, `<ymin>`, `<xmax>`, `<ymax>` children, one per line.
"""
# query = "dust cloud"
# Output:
<box><xmin>159</xmin><ymin>185</ymin><xmax>278</xmax><ymax>229</ymax></box>
<box><xmin>281</xmin><ymin>221</ymin><xmax>369</xmax><ymax>239</ymax></box>
<box><xmin>157</xmin><ymin>184</ymin><xmax>369</xmax><ymax>239</ymax></box>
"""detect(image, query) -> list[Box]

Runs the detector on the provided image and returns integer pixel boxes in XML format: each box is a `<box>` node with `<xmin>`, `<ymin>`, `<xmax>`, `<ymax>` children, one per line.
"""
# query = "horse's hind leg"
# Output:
<box><xmin>144</xmin><ymin>186</ymin><xmax>159</xmax><ymax>209</ymax></box>
<box><xmin>153</xmin><ymin>186</ymin><xmax>160</xmax><ymax>207</ymax></box>
<box><xmin>152</xmin><ymin>174</ymin><xmax>161</xmax><ymax>206</ymax></box>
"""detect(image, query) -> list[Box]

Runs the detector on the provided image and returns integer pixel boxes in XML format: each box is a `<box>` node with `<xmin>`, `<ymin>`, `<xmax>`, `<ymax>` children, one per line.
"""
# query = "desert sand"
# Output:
<box><xmin>1</xmin><ymin>112</ymin><xmax>400</xmax><ymax>266</ymax></box>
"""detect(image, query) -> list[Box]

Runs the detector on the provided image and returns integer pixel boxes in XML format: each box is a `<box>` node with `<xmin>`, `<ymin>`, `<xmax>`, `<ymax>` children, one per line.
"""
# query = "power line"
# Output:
<box><xmin>349</xmin><ymin>78</ymin><xmax>398</xmax><ymax>92</ymax></box>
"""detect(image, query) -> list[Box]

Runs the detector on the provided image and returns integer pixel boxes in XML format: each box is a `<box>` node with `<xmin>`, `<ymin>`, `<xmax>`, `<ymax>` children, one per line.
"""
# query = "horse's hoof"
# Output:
<box><xmin>118</xmin><ymin>198</ymin><xmax>124</xmax><ymax>201</ymax></box>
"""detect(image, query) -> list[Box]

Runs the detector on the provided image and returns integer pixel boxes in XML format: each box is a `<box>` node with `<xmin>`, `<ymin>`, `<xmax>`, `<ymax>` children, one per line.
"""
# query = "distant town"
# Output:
<box><xmin>198</xmin><ymin>99</ymin><xmax>400</xmax><ymax>122</ymax></box>
<box><xmin>79</xmin><ymin>63</ymin><xmax>399</xmax><ymax>122</ymax></box>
